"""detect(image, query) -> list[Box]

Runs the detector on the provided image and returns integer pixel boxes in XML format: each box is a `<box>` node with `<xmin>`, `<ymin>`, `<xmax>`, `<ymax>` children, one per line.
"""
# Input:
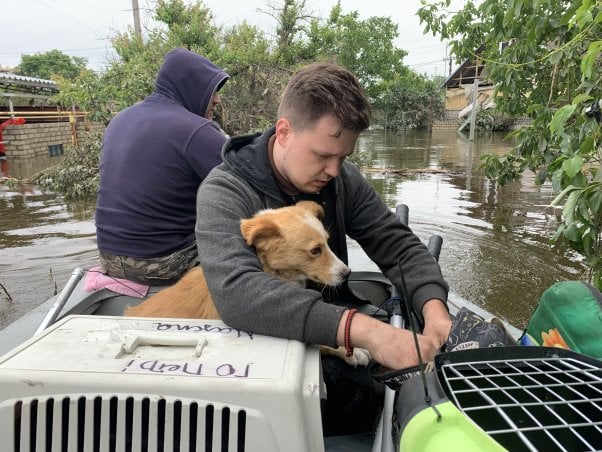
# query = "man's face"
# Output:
<box><xmin>205</xmin><ymin>93</ymin><xmax>220</xmax><ymax>120</ymax></box>
<box><xmin>273</xmin><ymin>115</ymin><xmax>360</xmax><ymax>194</ymax></box>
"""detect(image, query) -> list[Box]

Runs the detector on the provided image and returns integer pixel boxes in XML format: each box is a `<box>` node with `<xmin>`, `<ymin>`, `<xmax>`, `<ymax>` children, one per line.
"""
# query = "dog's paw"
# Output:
<box><xmin>344</xmin><ymin>347</ymin><xmax>371</xmax><ymax>367</ymax></box>
<box><xmin>320</xmin><ymin>345</ymin><xmax>372</xmax><ymax>367</ymax></box>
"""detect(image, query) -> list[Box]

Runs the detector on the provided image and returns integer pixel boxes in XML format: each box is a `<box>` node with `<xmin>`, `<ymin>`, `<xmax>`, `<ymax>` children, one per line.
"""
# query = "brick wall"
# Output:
<box><xmin>2</xmin><ymin>122</ymin><xmax>102</xmax><ymax>161</ymax></box>
<box><xmin>432</xmin><ymin>119</ymin><xmax>459</xmax><ymax>131</ymax></box>
<box><xmin>432</xmin><ymin>116</ymin><xmax>532</xmax><ymax>132</ymax></box>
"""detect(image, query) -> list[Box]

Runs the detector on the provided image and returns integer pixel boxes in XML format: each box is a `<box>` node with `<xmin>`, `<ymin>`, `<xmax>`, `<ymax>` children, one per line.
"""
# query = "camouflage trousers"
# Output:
<box><xmin>98</xmin><ymin>242</ymin><xmax>198</xmax><ymax>286</ymax></box>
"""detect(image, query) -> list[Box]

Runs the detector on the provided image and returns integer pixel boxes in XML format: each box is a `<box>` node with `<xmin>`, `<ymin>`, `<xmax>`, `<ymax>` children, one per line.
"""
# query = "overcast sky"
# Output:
<box><xmin>0</xmin><ymin>0</ymin><xmax>461</xmax><ymax>77</ymax></box>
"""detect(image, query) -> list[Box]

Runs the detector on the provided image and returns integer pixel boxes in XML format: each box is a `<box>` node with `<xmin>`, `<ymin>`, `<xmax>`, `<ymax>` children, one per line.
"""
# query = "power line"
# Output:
<box><xmin>0</xmin><ymin>31</ymin><xmax>64</xmax><ymax>53</ymax></box>
<box><xmin>0</xmin><ymin>47</ymin><xmax>107</xmax><ymax>55</ymax></box>
<box><xmin>404</xmin><ymin>43</ymin><xmax>447</xmax><ymax>51</ymax></box>
<box><xmin>36</xmin><ymin>0</ymin><xmax>108</xmax><ymax>35</ymax></box>
<box><xmin>78</xmin><ymin>0</ymin><xmax>130</xmax><ymax>28</ymax></box>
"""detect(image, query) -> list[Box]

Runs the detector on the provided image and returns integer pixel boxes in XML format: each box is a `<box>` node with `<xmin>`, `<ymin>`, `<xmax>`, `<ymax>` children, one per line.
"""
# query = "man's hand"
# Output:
<box><xmin>337</xmin><ymin>311</ymin><xmax>440</xmax><ymax>370</ymax></box>
<box><xmin>421</xmin><ymin>299</ymin><xmax>452</xmax><ymax>350</ymax></box>
<box><xmin>369</xmin><ymin>324</ymin><xmax>439</xmax><ymax>370</ymax></box>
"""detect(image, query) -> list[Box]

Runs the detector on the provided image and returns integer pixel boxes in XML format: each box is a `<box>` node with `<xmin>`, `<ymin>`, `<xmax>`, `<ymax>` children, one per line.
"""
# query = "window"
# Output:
<box><xmin>48</xmin><ymin>144</ymin><xmax>64</xmax><ymax>157</ymax></box>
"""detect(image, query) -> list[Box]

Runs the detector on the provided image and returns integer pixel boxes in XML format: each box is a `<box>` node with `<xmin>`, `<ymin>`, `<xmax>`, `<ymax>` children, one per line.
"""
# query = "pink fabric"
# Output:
<box><xmin>84</xmin><ymin>266</ymin><xmax>149</xmax><ymax>298</ymax></box>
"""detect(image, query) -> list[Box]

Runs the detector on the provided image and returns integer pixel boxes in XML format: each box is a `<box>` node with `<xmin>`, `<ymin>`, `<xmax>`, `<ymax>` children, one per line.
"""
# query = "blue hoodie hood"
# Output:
<box><xmin>155</xmin><ymin>48</ymin><xmax>229</xmax><ymax>117</ymax></box>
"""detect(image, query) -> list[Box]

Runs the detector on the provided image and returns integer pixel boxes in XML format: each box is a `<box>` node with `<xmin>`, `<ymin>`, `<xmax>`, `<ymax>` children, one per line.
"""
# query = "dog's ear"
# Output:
<box><xmin>240</xmin><ymin>216</ymin><xmax>281</xmax><ymax>247</ymax></box>
<box><xmin>296</xmin><ymin>200</ymin><xmax>324</xmax><ymax>221</ymax></box>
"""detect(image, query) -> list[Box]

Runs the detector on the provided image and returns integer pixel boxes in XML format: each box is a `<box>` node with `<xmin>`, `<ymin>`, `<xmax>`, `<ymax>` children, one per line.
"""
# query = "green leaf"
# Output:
<box><xmin>563</xmin><ymin>223</ymin><xmax>580</xmax><ymax>242</ymax></box>
<box><xmin>581</xmin><ymin>41</ymin><xmax>602</xmax><ymax>79</ymax></box>
<box><xmin>572</xmin><ymin>93</ymin><xmax>593</xmax><ymax>106</ymax></box>
<box><xmin>589</xmin><ymin>190</ymin><xmax>602</xmax><ymax>213</ymax></box>
<box><xmin>562</xmin><ymin>155</ymin><xmax>583</xmax><ymax>178</ymax></box>
<box><xmin>551</xmin><ymin>223</ymin><xmax>566</xmax><ymax>242</ymax></box>
<box><xmin>551</xmin><ymin>169</ymin><xmax>564</xmax><ymax>193</ymax></box>
<box><xmin>582</xmin><ymin>229</ymin><xmax>593</xmax><ymax>254</ymax></box>
<box><xmin>550</xmin><ymin>105</ymin><xmax>577</xmax><ymax>137</ymax></box>
<box><xmin>563</xmin><ymin>190</ymin><xmax>583</xmax><ymax>224</ymax></box>
<box><xmin>578</xmin><ymin>198</ymin><xmax>591</xmax><ymax>222</ymax></box>
<box><xmin>548</xmin><ymin>50</ymin><xmax>563</xmax><ymax>65</ymax></box>
<box><xmin>550</xmin><ymin>184</ymin><xmax>576</xmax><ymax>207</ymax></box>
<box><xmin>572</xmin><ymin>172</ymin><xmax>587</xmax><ymax>188</ymax></box>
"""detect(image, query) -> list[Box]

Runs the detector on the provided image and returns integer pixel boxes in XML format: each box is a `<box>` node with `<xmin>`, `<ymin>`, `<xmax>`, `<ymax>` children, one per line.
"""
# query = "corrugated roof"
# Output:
<box><xmin>0</xmin><ymin>72</ymin><xmax>58</xmax><ymax>90</ymax></box>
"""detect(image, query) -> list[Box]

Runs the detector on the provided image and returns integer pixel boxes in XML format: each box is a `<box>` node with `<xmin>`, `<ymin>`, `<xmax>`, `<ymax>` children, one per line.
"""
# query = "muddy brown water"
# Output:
<box><xmin>0</xmin><ymin>129</ymin><xmax>584</xmax><ymax>331</ymax></box>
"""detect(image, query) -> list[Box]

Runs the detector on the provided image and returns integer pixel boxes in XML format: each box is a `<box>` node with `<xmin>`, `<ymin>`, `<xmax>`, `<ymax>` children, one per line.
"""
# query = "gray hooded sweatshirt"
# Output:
<box><xmin>196</xmin><ymin>127</ymin><xmax>449</xmax><ymax>347</ymax></box>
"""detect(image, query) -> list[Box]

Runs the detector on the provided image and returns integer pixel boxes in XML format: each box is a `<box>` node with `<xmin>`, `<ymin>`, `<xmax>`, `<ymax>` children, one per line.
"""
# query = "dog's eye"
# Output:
<box><xmin>310</xmin><ymin>246</ymin><xmax>322</xmax><ymax>256</ymax></box>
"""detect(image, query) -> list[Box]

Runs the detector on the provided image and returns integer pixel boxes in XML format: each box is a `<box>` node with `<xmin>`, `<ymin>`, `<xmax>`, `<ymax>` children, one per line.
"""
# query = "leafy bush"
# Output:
<box><xmin>376</xmin><ymin>72</ymin><xmax>444</xmax><ymax>131</ymax></box>
<box><xmin>473</xmin><ymin>111</ymin><xmax>515</xmax><ymax>132</ymax></box>
<box><xmin>34</xmin><ymin>130</ymin><xmax>103</xmax><ymax>200</ymax></box>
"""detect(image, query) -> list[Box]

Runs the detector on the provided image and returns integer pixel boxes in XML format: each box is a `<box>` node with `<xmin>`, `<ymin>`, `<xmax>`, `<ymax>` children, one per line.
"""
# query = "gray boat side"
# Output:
<box><xmin>0</xmin><ymin>267</ymin><xmax>521</xmax><ymax>358</ymax></box>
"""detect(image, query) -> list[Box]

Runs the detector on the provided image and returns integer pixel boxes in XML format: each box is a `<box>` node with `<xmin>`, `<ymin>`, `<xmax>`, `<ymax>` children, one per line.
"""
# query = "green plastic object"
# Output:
<box><xmin>398</xmin><ymin>401</ymin><xmax>506</xmax><ymax>452</ymax></box>
<box><xmin>520</xmin><ymin>281</ymin><xmax>602</xmax><ymax>359</ymax></box>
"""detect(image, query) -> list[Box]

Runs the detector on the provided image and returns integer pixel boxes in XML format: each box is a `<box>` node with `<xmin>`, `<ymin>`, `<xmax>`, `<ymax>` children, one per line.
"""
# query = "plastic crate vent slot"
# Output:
<box><xmin>11</xmin><ymin>395</ymin><xmax>247</xmax><ymax>451</ymax></box>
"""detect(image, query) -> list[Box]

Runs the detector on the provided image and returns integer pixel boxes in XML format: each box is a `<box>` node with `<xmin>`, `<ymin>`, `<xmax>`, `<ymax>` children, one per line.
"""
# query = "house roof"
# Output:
<box><xmin>441</xmin><ymin>46</ymin><xmax>492</xmax><ymax>89</ymax></box>
<box><xmin>0</xmin><ymin>72</ymin><xmax>58</xmax><ymax>97</ymax></box>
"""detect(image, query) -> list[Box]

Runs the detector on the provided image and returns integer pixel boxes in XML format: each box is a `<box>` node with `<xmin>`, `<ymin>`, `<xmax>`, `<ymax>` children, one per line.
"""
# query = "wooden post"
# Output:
<box><xmin>132</xmin><ymin>0</ymin><xmax>142</xmax><ymax>40</ymax></box>
<box><xmin>469</xmin><ymin>78</ymin><xmax>479</xmax><ymax>141</ymax></box>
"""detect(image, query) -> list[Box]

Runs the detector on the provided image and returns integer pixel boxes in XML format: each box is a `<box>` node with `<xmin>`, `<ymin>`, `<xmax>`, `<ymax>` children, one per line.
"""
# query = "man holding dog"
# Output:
<box><xmin>195</xmin><ymin>61</ymin><xmax>451</xmax><ymax>433</ymax></box>
<box><xmin>95</xmin><ymin>48</ymin><xmax>229</xmax><ymax>285</ymax></box>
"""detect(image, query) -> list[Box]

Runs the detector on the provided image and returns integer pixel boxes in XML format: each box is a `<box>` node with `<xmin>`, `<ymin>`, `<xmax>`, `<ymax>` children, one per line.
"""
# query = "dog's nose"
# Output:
<box><xmin>342</xmin><ymin>266</ymin><xmax>351</xmax><ymax>279</ymax></box>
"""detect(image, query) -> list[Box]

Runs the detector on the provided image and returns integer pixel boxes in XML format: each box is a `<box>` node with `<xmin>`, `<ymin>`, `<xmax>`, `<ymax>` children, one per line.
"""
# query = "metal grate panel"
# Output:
<box><xmin>7</xmin><ymin>394</ymin><xmax>247</xmax><ymax>452</ymax></box>
<box><xmin>438</xmin><ymin>353</ymin><xmax>602</xmax><ymax>452</ymax></box>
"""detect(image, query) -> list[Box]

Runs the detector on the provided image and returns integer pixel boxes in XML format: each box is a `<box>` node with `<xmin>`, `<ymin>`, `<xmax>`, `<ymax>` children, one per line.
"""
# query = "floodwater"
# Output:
<box><xmin>0</xmin><ymin>129</ymin><xmax>585</xmax><ymax>331</ymax></box>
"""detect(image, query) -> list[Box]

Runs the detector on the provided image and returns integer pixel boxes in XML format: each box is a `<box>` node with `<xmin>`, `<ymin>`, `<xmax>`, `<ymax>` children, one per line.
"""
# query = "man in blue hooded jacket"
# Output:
<box><xmin>96</xmin><ymin>48</ymin><xmax>229</xmax><ymax>285</ymax></box>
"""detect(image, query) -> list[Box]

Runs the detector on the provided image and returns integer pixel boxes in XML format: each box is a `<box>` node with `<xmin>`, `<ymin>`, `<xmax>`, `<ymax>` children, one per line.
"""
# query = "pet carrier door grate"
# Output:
<box><xmin>436</xmin><ymin>347</ymin><xmax>602</xmax><ymax>452</ymax></box>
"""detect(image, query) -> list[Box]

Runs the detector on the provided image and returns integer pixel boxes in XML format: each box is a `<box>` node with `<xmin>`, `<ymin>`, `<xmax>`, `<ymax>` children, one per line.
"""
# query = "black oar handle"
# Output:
<box><xmin>396</xmin><ymin>203</ymin><xmax>442</xmax><ymax>261</ymax></box>
<box><xmin>427</xmin><ymin>235</ymin><xmax>443</xmax><ymax>261</ymax></box>
<box><xmin>396</xmin><ymin>204</ymin><xmax>409</xmax><ymax>226</ymax></box>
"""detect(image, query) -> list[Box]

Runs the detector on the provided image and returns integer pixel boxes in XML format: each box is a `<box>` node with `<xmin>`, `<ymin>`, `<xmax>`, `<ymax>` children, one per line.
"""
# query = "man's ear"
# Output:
<box><xmin>295</xmin><ymin>200</ymin><xmax>324</xmax><ymax>221</ymax></box>
<box><xmin>274</xmin><ymin>117</ymin><xmax>293</xmax><ymax>148</ymax></box>
<box><xmin>240</xmin><ymin>216</ymin><xmax>281</xmax><ymax>247</ymax></box>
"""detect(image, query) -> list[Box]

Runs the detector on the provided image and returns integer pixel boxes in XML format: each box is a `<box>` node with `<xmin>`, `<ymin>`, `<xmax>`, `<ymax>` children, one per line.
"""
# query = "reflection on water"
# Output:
<box><xmin>2</xmin><ymin>156</ymin><xmax>65</xmax><ymax>180</ymax></box>
<box><xmin>0</xmin><ymin>129</ymin><xmax>585</xmax><ymax>330</ymax></box>
<box><xmin>0</xmin><ymin>184</ymin><xmax>97</xmax><ymax>328</ymax></box>
<box><xmin>350</xmin><ymin>130</ymin><xmax>583</xmax><ymax>328</ymax></box>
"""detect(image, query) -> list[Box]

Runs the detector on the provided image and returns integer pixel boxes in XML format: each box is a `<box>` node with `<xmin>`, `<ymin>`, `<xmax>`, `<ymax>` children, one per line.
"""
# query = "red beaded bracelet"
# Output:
<box><xmin>345</xmin><ymin>308</ymin><xmax>358</xmax><ymax>357</ymax></box>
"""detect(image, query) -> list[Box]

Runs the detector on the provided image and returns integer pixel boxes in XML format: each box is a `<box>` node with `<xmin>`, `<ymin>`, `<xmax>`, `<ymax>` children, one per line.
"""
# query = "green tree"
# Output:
<box><xmin>53</xmin><ymin>31</ymin><xmax>169</xmax><ymax>125</ymax></box>
<box><xmin>217</xmin><ymin>22</ymin><xmax>287</xmax><ymax>135</ymax></box>
<box><xmin>419</xmin><ymin>0</ymin><xmax>602</xmax><ymax>287</ymax></box>
<box><xmin>258</xmin><ymin>0</ymin><xmax>314</xmax><ymax>65</ymax></box>
<box><xmin>155</xmin><ymin>0</ymin><xmax>221</xmax><ymax>58</ymax></box>
<box><xmin>52</xmin><ymin>0</ymin><xmax>212</xmax><ymax>124</ymax></box>
<box><xmin>17</xmin><ymin>49</ymin><xmax>87</xmax><ymax>80</ymax></box>
<box><xmin>46</xmin><ymin>0</ymin><xmax>441</xmax><ymax>199</ymax></box>
<box><xmin>304</xmin><ymin>3</ymin><xmax>407</xmax><ymax>100</ymax></box>
<box><xmin>377</xmin><ymin>71</ymin><xmax>444</xmax><ymax>131</ymax></box>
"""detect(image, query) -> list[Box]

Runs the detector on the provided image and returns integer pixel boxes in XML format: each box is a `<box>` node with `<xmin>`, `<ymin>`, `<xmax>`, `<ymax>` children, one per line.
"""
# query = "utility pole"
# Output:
<box><xmin>132</xmin><ymin>0</ymin><xmax>142</xmax><ymax>40</ymax></box>
<box><xmin>444</xmin><ymin>45</ymin><xmax>453</xmax><ymax>77</ymax></box>
<box><xmin>468</xmin><ymin>77</ymin><xmax>479</xmax><ymax>141</ymax></box>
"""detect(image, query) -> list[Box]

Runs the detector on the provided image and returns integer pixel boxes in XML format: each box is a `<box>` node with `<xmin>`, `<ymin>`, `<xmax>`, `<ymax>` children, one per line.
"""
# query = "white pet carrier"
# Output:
<box><xmin>0</xmin><ymin>315</ymin><xmax>324</xmax><ymax>451</ymax></box>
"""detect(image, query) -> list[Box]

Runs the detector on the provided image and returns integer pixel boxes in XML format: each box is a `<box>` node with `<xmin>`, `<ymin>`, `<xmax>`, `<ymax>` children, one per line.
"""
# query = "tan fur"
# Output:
<box><xmin>124</xmin><ymin>201</ymin><xmax>370</xmax><ymax>367</ymax></box>
<box><xmin>125</xmin><ymin>201</ymin><xmax>348</xmax><ymax>318</ymax></box>
<box><xmin>124</xmin><ymin>266</ymin><xmax>219</xmax><ymax>319</ymax></box>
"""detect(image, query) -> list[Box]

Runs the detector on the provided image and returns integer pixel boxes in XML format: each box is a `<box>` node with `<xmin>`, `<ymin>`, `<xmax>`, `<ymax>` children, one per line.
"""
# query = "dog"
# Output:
<box><xmin>124</xmin><ymin>201</ymin><xmax>371</xmax><ymax>367</ymax></box>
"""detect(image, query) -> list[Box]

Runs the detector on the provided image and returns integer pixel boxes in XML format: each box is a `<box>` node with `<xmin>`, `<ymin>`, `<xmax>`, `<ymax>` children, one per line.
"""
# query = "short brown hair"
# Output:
<box><xmin>277</xmin><ymin>62</ymin><xmax>371</xmax><ymax>132</ymax></box>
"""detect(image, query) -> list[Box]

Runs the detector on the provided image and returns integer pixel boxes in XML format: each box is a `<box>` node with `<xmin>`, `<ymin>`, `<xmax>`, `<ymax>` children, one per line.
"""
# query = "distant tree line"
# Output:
<box><xmin>16</xmin><ymin>0</ymin><xmax>443</xmax><ymax>134</ymax></box>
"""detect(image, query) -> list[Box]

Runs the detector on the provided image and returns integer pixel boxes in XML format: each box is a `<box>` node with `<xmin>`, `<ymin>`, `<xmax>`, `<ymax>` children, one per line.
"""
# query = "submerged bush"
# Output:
<box><xmin>34</xmin><ymin>130</ymin><xmax>103</xmax><ymax>200</ymax></box>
